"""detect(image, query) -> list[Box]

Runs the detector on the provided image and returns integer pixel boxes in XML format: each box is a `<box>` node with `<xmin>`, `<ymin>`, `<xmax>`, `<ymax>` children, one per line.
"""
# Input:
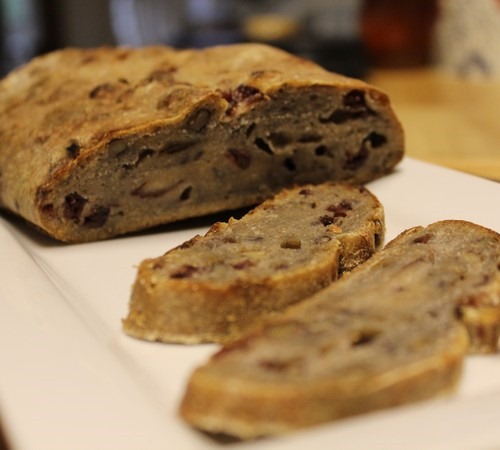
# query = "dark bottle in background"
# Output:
<box><xmin>360</xmin><ymin>0</ymin><xmax>438</xmax><ymax>67</ymax></box>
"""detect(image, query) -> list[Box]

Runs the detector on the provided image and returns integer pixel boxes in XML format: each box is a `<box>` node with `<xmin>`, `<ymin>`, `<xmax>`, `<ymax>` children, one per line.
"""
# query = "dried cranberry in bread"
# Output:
<box><xmin>123</xmin><ymin>182</ymin><xmax>384</xmax><ymax>344</ymax></box>
<box><xmin>0</xmin><ymin>43</ymin><xmax>403</xmax><ymax>242</ymax></box>
<box><xmin>179</xmin><ymin>220</ymin><xmax>499</xmax><ymax>439</ymax></box>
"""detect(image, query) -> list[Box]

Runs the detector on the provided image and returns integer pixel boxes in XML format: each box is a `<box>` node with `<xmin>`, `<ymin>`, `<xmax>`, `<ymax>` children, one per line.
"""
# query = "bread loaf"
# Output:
<box><xmin>179</xmin><ymin>220</ymin><xmax>499</xmax><ymax>439</ymax></box>
<box><xmin>124</xmin><ymin>182</ymin><xmax>384</xmax><ymax>343</ymax></box>
<box><xmin>0</xmin><ymin>43</ymin><xmax>403</xmax><ymax>242</ymax></box>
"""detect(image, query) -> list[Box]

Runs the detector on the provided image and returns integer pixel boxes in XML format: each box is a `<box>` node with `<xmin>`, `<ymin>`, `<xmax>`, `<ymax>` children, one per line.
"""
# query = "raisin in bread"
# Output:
<box><xmin>179</xmin><ymin>220</ymin><xmax>499</xmax><ymax>439</ymax></box>
<box><xmin>123</xmin><ymin>182</ymin><xmax>384</xmax><ymax>344</ymax></box>
<box><xmin>0</xmin><ymin>43</ymin><xmax>403</xmax><ymax>242</ymax></box>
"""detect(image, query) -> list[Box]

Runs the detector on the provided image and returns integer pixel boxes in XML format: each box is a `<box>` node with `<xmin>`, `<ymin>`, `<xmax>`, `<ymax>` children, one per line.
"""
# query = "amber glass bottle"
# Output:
<box><xmin>361</xmin><ymin>0</ymin><xmax>438</xmax><ymax>67</ymax></box>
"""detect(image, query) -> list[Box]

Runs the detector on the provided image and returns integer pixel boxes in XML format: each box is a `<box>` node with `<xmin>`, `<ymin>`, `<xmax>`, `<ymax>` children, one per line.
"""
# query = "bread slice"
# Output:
<box><xmin>123</xmin><ymin>182</ymin><xmax>384</xmax><ymax>344</ymax></box>
<box><xmin>0</xmin><ymin>43</ymin><xmax>403</xmax><ymax>242</ymax></box>
<box><xmin>179</xmin><ymin>220</ymin><xmax>499</xmax><ymax>439</ymax></box>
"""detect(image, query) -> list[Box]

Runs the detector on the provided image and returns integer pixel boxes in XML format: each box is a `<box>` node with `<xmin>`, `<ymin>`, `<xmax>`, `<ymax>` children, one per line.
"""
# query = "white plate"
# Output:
<box><xmin>0</xmin><ymin>157</ymin><xmax>499</xmax><ymax>450</ymax></box>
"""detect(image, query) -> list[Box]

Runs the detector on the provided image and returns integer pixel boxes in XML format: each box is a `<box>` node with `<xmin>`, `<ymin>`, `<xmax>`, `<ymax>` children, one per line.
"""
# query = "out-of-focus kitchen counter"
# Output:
<box><xmin>367</xmin><ymin>68</ymin><xmax>500</xmax><ymax>181</ymax></box>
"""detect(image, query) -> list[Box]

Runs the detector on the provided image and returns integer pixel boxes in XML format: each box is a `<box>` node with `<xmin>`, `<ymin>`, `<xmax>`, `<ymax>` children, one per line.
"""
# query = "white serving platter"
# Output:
<box><xmin>0</xmin><ymin>157</ymin><xmax>499</xmax><ymax>450</ymax></box>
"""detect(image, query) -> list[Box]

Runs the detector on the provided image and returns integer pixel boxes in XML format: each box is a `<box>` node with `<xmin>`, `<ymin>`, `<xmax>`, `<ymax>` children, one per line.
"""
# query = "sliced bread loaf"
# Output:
<box><xmin>0</xmin><ymin>43</ymin><xmax>403</xmax><ymax>242</ymax></box>
<box><xmin>179</xmin><ymin>220</ymin><xmax>499</xmax><ymax>439</ymax></box>
<box><xmin>123</xmin><ymin>182</ymin><xmax>384</xmax><ymax>344</ymax></box>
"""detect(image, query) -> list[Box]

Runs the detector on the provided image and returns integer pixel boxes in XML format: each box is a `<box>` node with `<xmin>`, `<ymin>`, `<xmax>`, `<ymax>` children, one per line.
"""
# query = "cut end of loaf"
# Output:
<box><xmin>0</xmin><ymin>44</ymin><xmax>403</xmax><ymax>242</ymax></box>
<box><xmin>36</xmin><ymin>84</ymin><xmax>402</xmax><ymax>242</ymax></box>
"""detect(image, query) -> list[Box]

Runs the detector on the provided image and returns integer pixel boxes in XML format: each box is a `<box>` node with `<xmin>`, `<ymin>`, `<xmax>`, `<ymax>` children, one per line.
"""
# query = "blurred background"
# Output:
<box><xmin>2</xmin><ymin>0</ymin><xmax>500</xmax><ymax>79</ymax></box>
<box><xmin>0</xmin><ymin>0</ymin><xmax>441</xmax><ymax>78</ymax></box>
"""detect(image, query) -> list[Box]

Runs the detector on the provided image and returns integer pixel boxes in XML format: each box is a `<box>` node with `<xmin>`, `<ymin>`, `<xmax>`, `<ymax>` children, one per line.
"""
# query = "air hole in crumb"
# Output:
<box><xmin>299</xmin><ymin>188</ymin><xmax>313</xmax><ymax>196</ymax></box>
<box><xmin>180</xmin><ymin>186</ymin><xmax>192</xmax><ymax>201</ymax></box>
<box><xmin>298</xmin><ymin>133</ymin><xmax>322</xmax><ymax>143</ymax></box>
<box><xmin>254</xmin><ymin>137</ymin><xmax>274</xmax><ymax>155</ymax></box>
<box><xmin>428</xmin><ymin>309</ymin><xmax>439</xmax><ymax>318</ymax></box>
<box><xmin>64</xmin><ymin>192</ymin><xmax>88</xmax><ymax>222</ymax></box>
<box><xmin>171</xmin><ymin>264</ymin><xmax>200</xmax><ymax>279</ymax></box>
<box><xmin>352</xmin><ymin>329</ymin><xmax>380</xmax><ymax>347</ymax></box>
<box><xmin>366</xmin><ymin>131</ymin><xmax>387</xmax><ymax>148</ymax></box>
<box><xmin>232</xmin><ymin>259</ymin><xmax>256</xmax><ymax>269</ymax></box>
<box><xmin>268</xmin><ymin>132</ymin><xmax>292</xmax><ymax>147</ymax></box>
<box><xmin>246</xmin><ymin>123</ymin><xmax>256</xmax><ymax>137</ymax></box>
<box><xmin>280</xmin><ymin>238</ymin><xmax>301</xmax><ymax>249</ymax></box>
<box><xmin>186</xmin><ymin>108</ymin><xmax>212</xmax><ymax>133</ymax></box>
<box><xmin>344</xmin><ymin>146</ymin><xmax>369</xmax><ymax>171</ymax></box>
<box><xmin>41</xmin><ymin>203</ymin><xmax>55</xmax><ymax>217</ymax></box>
<box><xmin>315</xmin><ymin>145</ymin><xmax>328</xmax><ymax>156</ymax></box>
<box><xmin>66</xmin><ymin>141</ymin><xmax>80</xmax><ymax>158</ymax></box>
<box><xmin>137</xmin><ymin>148</ymin><xmax>154</xmax><ymax>164</ymax></box>
<box><xmin>343</xmin><ymin>89</ymin><xmax>367</xmax><ymax>109</ymax></box>
<box><xmin>83</xmin><ymin>205</ymin><xmax>110</xmax><ymax>228</ymax></box>
<box><xmin>413</xmin><ymin>233</ymin><xmax>432</xmax><ymax>244</ymax></box>
<box><xmin>283</xmin><ymin>157</ymin><xmax>296</xmax><ymax>171</ymax></box>
<box><xmin>226</xmin><ymin>148</ymin><xmax>252</xmax><ymax>169</ymax></box>
<box><xmin>319</xmin><ymin>215</ymin><xmax>335</xmax><ymax>226</ymax></box>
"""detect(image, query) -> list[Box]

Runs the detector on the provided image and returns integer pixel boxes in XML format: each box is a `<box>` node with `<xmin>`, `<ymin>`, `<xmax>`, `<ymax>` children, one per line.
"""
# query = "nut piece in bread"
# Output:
<box><xmin>123</xmin><ymin>182</ymin><xmax>384</xmax><ymax>344</ymax></box>
<box><xmin>179</xmin><ymin>220</ymin><xmax>499</xmax><ymax>439</ymax></box>
<box><xmin>0</xmin><ymin>43</ymin><xmax>403</xmax><ymax>242</ymax></box>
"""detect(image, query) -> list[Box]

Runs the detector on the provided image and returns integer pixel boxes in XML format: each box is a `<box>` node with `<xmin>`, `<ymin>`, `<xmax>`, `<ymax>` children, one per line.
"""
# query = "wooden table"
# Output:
<box><xmin>367</xmin><ymin>68</ymin><xmax>500</xmax><ymax>181</ymax></box>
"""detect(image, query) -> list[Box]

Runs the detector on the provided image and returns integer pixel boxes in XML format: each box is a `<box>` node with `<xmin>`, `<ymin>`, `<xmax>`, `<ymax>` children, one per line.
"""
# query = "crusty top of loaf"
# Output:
<box><xmin>0</xmin><ymin>44</ymin><xmax>392</xmax><ymax>222</ymax></box>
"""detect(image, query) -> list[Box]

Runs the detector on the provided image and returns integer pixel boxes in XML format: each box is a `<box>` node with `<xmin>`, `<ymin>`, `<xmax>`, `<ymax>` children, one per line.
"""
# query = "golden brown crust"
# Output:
<box><xmin>0</xmin><ymin>43</ymin><xmax>403</xmax><ymax>242</ymax></box>
<box><xmin>179</xmin><ymin>220</ymin><xmax>499</xmax><ymax>439</ymax></box>
<box><xmin>123</xmin><ymin>182</ymin><xmax>385</xmax><ymax>343</ymax></box>
<box><xmin>181</xmin><ymin>326</ymin><xmax>467</xmax><ymax>438</ymax></box>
